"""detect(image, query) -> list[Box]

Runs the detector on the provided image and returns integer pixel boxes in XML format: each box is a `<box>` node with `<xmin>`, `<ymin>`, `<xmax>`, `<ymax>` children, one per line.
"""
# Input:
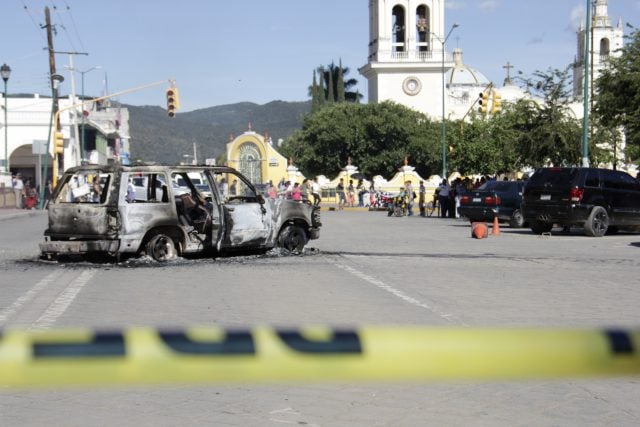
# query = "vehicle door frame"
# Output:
<box><xmin>212</xmin><ymin>169</ymin><xmax>270</xmax><ymax>248</ymax></box>
<box><xmin>171</xmin><ymin>169</ymin><xmax>224</xmax><ymax>251</ymax></box>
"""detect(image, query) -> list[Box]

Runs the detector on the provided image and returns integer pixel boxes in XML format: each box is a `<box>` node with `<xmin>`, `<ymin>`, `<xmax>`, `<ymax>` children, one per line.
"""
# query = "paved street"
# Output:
<box><xmin>0</xmin><ymin>209</ymin><xmax>639</xmax><ymax>426</ymax></box>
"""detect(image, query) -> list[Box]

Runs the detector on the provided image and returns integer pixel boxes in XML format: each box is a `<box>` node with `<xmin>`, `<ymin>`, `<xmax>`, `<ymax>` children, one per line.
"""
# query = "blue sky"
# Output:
<box><xmin>3</xmin><ymin>0</ymin><xmax>639</xmax><ymax>111</ymax></box>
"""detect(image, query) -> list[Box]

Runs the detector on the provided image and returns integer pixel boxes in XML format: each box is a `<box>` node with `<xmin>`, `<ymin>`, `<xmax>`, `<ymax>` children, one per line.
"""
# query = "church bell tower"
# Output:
<box><xmin>573</xmin><ymin>0</ymin><xmax>624</xmax><ymax>98</ymax></box>
<box><xmin>359</xmin><ymin>0</ymin><xmax>453</xmax><ymax>119</ymax></box>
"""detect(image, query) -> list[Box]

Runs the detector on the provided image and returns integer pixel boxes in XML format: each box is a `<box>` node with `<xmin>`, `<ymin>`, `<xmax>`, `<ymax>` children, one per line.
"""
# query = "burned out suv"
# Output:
<box><xmin>40</xmin><ymin>164</ymin><xmax>321</xmax><ymax>261</ymax></box>
<box><xmin>521</xmin><ymin>167</ymin><xmax>640</xmax><ymax>236</ymax></box>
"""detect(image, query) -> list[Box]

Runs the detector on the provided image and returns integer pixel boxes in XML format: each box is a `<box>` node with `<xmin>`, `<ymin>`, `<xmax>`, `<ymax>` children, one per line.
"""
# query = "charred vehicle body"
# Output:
<box><xmin>40</xmin><ymin>165</ymin><xmax>321</xmax><ymax>261</ymax></box>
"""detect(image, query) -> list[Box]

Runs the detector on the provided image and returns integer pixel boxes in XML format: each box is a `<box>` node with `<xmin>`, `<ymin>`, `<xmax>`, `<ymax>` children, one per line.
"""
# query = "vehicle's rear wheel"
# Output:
<box><xmin>530</xmin><ymin>221</ymin><xmax>553</xmax><ymax>234</ymax></box>
<box><xmin>393</xmin><ymin>206</ymin><xmax>404</xmax><ymax>217</ymax></box>
<box><xmin>584</xmin><ymin>206</ymin><xmax>608</xmax><ymax>237</ymax></box>
<box><xmin>509</xmin><ymin>209</ymin><xmax>525</xmax><ymax>228</ymax></box>
<box><xmin>146</xmin><ymin>233</ymin><xmax>177</xmax><ymax>262</ymax></box>
<box><xmin>278</xmin><ymin>225</ymin><xmax>307</xmax><ymax>253</ymax></box>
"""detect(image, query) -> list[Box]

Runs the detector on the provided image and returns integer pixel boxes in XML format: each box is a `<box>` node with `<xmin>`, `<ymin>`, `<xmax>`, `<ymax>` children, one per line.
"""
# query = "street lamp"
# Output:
<box><xmin>79</xmin><ymin>66</ymin><xmax>101</xmax><ymax>161</ymax></box>
<box><xmin>1</xmin><ymin>63</ymin><xmax>11</xmax><ymax>173</ymax></box>
<box><xmin>432</xmin><ymin>24</ymin><xmax>459</xmax><ymax>179</ymax></box>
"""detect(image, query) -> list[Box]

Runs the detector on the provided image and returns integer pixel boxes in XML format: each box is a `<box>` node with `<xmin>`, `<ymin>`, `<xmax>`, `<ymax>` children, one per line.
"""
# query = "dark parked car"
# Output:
<box><xmin>458</xmin><ymin>180</ymin><xmax>526</xmax><ymax>227</ymax></box>
<box><xmin>40</xmin><ymin>164</ymin><xmax>321</xmax><ymax>261</ymax></box>
<box><xmin>521</xmin><ymin>167</ymin><xmax>640</xmax><ymax>236</ymax></box>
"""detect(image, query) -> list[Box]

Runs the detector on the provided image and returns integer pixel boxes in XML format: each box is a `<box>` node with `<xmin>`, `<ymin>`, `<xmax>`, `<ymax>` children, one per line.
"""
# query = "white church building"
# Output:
<box><xmin>360</xmin><ymin>0</ymin><xmax>625</xmax><ymax>124</ymax></box>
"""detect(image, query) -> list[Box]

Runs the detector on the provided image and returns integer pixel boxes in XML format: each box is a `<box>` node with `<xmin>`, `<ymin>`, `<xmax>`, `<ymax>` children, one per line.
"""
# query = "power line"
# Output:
<box><xmin>61</xmin><ymin>0</ymin><xmax>86</xmax><ymax>52</ymax></box>
<box><xmin>20</xmin><ymin>0</ymin><xmax>47</xmax><ymax>43</ymax></box>
<box><xmin>50</xmin><ymin>1</ymin><xmax>78</xmax><ymax>52</ymax></box>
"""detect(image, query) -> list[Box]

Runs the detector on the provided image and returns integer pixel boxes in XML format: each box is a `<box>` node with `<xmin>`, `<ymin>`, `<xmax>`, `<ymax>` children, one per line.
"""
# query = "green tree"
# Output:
<box><xmin>336</xmin><ymin>59</ymin><xmax>346</xmax><ymax>103</ymax></box>
<box><xmin>511</xmin><ymin>68</ymin><xmax>582</xmax><ymax>166</ymax></box>
<box><xmin>281</xmin><ymin>102</ymin><xmax>440</xmax><ymax>178</ymax></box>
<box><xmin>593</xmin><ymin>27</ymin><xmax>640</xmax><ymax>162</ymax></box>
<box><xmin>311</xmin><ymin>70</ymin><xmax>322</xmax><ymax>113</ymax></box>
<box><xmin>327</xmin><ymin>69</ymin><xmax>335</xmax><ymax>103</ymax></box>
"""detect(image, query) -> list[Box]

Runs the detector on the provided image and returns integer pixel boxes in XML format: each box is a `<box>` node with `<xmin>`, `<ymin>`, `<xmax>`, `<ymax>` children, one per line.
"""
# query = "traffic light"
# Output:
<box><xmin>54</xmin><ymin>131</ymin><xmax>64</xmax><ymax>154</ymax></box>
<box><xmin>491</xmin><ymin>90</ymin><xmax>502</xmax><ymax>114</ymax></box>
<box><xmin>478</xmin><ymin>91</ymin><xmax>490</xmax><ymax>114</ymax></box>
<box><xmin>166</xmin><ymin>88</ymin><xmax>180</xmax><ymax>118</ymax></box>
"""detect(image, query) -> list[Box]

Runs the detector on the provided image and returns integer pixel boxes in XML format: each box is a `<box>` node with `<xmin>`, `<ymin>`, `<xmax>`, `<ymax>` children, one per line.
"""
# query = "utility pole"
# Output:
<box><xmin>581</xmin><ymin>0</ymin><xmax>591</xmax><ymax>168</ymax></box>
<box><xmin>63</xmin><ymin>52</ymin><xmax>89</xmax><ymax>167</ymax></box>
<box><xmin>44</xmin><ymin>6</ymin><xmax>65</xmax><ymax>184</ymax></box>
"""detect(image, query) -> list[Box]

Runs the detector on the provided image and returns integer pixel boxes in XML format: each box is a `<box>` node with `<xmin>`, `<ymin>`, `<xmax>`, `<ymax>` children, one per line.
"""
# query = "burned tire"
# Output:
<box><xmin>145</xmin><ymin>233</ymin><xmax>177</xmax><ymax>262</ymax></box>
<box><xmin>584</xmin><ymin>206</ymin><xmax>608</xmax><ymax>237</ymax></box>
<box><xmin>530</xmin><ymin>221</ymin><xmax>553</xmax><ymax>234</ymax></box>
<box><xmin>278</xmin><ymin>225</ymin><xmax>307</xmax><ymax>253</ymax></box>
<box><xmin>509</xmin><ymin>209</ymin><xmax>525</xmax><ymax>228</ymax></box>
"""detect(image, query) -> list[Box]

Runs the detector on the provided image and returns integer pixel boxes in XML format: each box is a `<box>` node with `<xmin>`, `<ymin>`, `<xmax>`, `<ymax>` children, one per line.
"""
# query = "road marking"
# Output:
<box><xmin>30</xmin><ymin>270</ymin><xmax>96</xmax><ymax>331</ymax></box>
<box><xmin>333</xmin><ymin>259</ymin><xmax>465</xmax><ymax>325</ymax></box>
<box><xmin>0</xmin><ymin>270</ymin><xmax>64</xmax><ymax>326</ymax></box>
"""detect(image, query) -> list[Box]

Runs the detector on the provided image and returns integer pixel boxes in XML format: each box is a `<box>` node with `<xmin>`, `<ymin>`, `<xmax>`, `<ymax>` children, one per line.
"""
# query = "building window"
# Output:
<box><xmin>600</xmin><ymin>38</ymin><xmax>610</xmax><ymax>61</ymax></box>
<box><xmin>416</xmin><ymin>5</ymin><xmax>430</xmax><ymax>52</ymax></box>
<box><xmin>238</xmin><ymin>142</ymin><xmax>262</xmax><ymax>185</ymax></box>
<box><xmin>392</xmin><ymin>5</ymin><xmax>406</xmax><ymax>52</ymax></box>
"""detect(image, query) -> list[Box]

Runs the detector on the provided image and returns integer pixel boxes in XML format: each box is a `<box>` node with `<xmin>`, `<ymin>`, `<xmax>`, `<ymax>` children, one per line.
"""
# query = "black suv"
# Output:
<box><xmin>521</xmin><ymin>167</ymin><xmax>640</xmax><ymax>236</ymax></box>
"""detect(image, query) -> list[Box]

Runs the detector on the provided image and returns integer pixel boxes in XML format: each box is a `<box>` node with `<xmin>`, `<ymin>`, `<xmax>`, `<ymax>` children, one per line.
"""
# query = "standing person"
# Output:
<box><xmin>43</xmin><ymin>179</ymin><xmax>53</xmax><ymax>208</ymax></box>
<box><xmin>291</xmin><ymin>182</ymin><xmax>302</xmax><ymax>201</ymax></box>
<box><xmin>12</xmin><ymin>173</ymin><xmax>24</xmax><ymax>209</ymax></box>
<box><xmin>454</xmin><ymin>178</ymin><xmax>465</xmax><ymax>218</ymax></box>
<box><xmin>348</xmin><ymin>179</ymin><xmax>355</xmax><ymax>207</ymax></box>
<box><xmin>283</xmin><ymin>181</ymin><xmax>293</xmax><ymax>199</ymax></box>
<box><xmin>126</xmin><ymin>178</ymin><xmax>136</xmax><ymax>203</ymax></box>
<box><xmin>230</xmin><ymin>179</ymin><xmax>238</xmax><ymax>196</ymax></box>
<box><xmin>405</xmin><ymin>180</ymin><xmax>415</xmax><ymax>216</ymax></box>
<box><xmin>267</xmin><ymin>183</ymin><xmax>278</xmax><ymax>199</ymax></box>
<box><xmin>418</xmin><ymin>180</ymin><xmax>426</xmax><ymax>217</ymax></box>
<box><xmin>300</xmin><ymin>179</ymin><xmax>310</xmax><ymax>202</ymax></box>
<box><xmin>337</xmin><ymin>178</ymin><xmax>346</xmax><ymax>210</ymax></box>
<box><xmin>356</xmin><ymin>179</ymin><xmax>364</xmax><ymax>207</ymax></box>
<box><xmin>219</xmin><ymin>178</ymin><xmax>228</xmax><ymax>200</ymax></box>
<box><xmin>311</xmin><ymin>177</ymin><xmax>321</xmax><ymax>207</ymax></box>
<box><xmin>437</xmin><ymin>179</ymin><xmax>450</xmax><ymax>218</ymax></box>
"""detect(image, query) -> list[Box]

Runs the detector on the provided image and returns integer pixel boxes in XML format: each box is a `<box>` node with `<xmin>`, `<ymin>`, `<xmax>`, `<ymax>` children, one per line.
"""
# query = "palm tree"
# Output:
<box><xmin>308</xmin><ymin>60</ymin><xmax>362</xmax><ymax>104</ymax></box>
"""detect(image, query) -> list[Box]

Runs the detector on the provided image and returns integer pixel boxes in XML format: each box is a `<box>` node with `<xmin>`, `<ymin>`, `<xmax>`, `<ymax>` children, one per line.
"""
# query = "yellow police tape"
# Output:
<box><xmin>0</xmin><ymin>326</ymin><xmax>638</xmax><ymax>387</ymax></box>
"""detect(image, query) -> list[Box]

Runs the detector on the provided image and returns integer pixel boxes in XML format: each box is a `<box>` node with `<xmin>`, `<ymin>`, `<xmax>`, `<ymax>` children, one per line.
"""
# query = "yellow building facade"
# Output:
<box><xmin>226</xmin><ymin>130</ymin><xmax>298</xmax><ymax>186</ymax></box>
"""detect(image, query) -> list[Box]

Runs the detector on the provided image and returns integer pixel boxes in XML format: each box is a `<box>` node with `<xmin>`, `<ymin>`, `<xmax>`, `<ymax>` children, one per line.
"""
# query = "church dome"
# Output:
<box><xmin>447</xmin><ymin>48</ymin><xmax>491</xmax><ymax>86</ymax></box>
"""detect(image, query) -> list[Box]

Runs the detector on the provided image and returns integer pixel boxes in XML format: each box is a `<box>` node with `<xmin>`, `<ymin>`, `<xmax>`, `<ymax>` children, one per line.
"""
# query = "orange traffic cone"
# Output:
<box><xmin>491</xmin><ymin>216</ymin><xmax>501</xmax><ymax>236</ymax></box>
<box><xmin>471</xmin><ymin>222</ymin><xmax>488</xmax><ymax>239</ymax></box>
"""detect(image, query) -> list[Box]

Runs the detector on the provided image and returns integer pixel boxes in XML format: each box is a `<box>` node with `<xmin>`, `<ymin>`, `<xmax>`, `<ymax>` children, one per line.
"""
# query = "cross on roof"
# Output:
<box><xmin>503</xmin><ymin>62</ymin><xmax>514</xmax><ymax>85</ymax></box>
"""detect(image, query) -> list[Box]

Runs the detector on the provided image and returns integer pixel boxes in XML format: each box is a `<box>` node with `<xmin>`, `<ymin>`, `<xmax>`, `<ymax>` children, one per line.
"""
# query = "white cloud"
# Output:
<box><xmin>569</xmin><ymin>4</ymin><xmax>585</xmax><ymax>31</ymax></box>
<box><xmin>446</xmin><ymin>1</ymin><xmax>466</xmax><ymax>10</ymax></box>
<box><xmin>479</xmin><ymin>0</ymin><xmax>499</xmax><ymax>11</ymax></box>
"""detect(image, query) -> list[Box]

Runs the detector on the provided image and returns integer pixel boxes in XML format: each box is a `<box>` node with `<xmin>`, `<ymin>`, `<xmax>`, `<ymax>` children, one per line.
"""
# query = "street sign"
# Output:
<box><xmin>32</xmin><ymin>140</ymin><xmax>48</xmax><ymax>155</ymax></box>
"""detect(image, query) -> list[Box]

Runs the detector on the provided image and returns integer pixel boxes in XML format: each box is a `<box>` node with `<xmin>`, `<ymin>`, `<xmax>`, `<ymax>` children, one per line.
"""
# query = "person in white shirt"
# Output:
<box><xmin>311</xmin><ymin>177</ymin><xmax>321</xmax><ymax>206</ymax></box>
<box><xmin>437</xmin><ymin>179</ymin><xmax>450</xmax><ymax>218</ymax></box>
<box><xmin>12</xmin><ymin>174</ymin><xmax>24</xmax><ymax>209</ymax></box>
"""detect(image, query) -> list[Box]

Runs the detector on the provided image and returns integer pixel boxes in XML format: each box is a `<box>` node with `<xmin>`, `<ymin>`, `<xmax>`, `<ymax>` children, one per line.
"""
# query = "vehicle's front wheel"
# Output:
<box><xmin>146</xmin><ymin>233</ymin><xmax>177</xmax><ymax>262</ymax></box>
<box><xmin>277</xmin><ymin>225</ymin><xmax>307</xmax><ymax>253</ymax></box>
<box><xmin>584</xmin><ymin>206</ymin><xmax>608</xmax><ymax>237</ymax></box>
<box><xmin>530</xmin><ymin>221</ymin><xmax>553</xmax><ymax>234</ymax></box>
<box><xmin>509</xmin><ymin>209</ymin><xmax>525</xmax><ymax>228</ymax></box>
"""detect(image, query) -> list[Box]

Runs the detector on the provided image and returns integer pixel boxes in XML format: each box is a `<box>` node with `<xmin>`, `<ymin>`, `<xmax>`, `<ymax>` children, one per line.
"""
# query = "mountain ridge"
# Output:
<box><xmin>126</xmin><ymin>100</ymin><xmax>310</xmax><ymax>164</ymax></box>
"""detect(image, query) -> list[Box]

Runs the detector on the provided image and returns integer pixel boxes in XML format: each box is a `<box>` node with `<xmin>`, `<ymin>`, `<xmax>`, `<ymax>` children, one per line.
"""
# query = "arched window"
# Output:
<box><xmin>600</xmin><ymin>38</ymin><xmax>610</xmax><ymax>61</ymax></box>
<box><xmin>238</xmin><ymin>142</ymin><xmax>263</xmax><ymax>185</ymax></box>
<box><xmin>392</xmin><ymin>5</ymin><xmax>406</xmax><ymax>52</ymax></box>
<box><xmin>416</xmin><ymin>5</ymin><xmax>430</xmax><ymax>53</ymax></box>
